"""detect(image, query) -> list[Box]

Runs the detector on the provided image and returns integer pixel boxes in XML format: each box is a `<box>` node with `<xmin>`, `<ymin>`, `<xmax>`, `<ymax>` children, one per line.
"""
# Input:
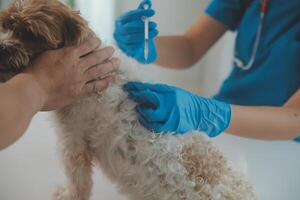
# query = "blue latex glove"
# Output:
<box><xmin>124</xmin><ymin>82</ymin><xmax>231</xmax><ymax>137</ymax></box>
<box><xmin>114</xmin><ymin>0</ymin><xmax>159</xmax><ymax>64</ymax></box>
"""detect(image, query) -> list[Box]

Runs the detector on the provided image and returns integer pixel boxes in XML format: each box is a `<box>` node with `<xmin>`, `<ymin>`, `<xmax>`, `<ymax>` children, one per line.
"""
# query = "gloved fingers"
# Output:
<box><xmin>121</xmin><ymin>21</ymin><xmax>157</xmax><ymax>35</ymax></box>
<box><xmin>124</xmin><ymin>82</ymin><xmax>157</xmax><ymax>92</ymax></box>
<box><xmin>114</xmin><ymin>29</ymin><xmax>159</xmax><ymax>44</ymax></box>
<box><xmin>115</xmin><ymin>42</ymin><xmax>157</xmax><ymax>64</ymax></box>
<box><xmin>124</xmin><ymin>82</ymin><xmax>168</xmax><ymax>93</ymax></box>
<box><xmin>138</xmin><ymin>0</ymin><xmax>152</xmax><ymax>9</ymax></box>
<box><xmin>127</xmin><ymin>89</ymin><xmax>160</xmax><ymax>108</ymax></box>
<box><xmin>138</xmin><ymin>115</ymin><xmax>164</xmax><ymax>133</ymax></box>
<box><xmin>118</xmin><ymin>9</ymin><xmax>155</xmax><ymax>24</ymax></box>
<box><xmin>136</xmin><ymin>105</ymin><xmax>167</xmax><ymax>123</ymax></box>
<box><xmin>151</xmin><ymin>107</ymin><xmax>185</xmax><ymax>134</ymax></box>
<box><xmin>134</xmin><ymin>43</ymin><xmax>157</xmax><ymax>64</ymax></box>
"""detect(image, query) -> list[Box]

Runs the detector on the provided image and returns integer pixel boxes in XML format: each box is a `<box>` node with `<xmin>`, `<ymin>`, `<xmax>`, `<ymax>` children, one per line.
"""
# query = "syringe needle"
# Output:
<box><xmin>143</xmin><ymin>4</ymin><xmax>150</xmax><ymax>64</ymax></box>
<box><xmin>144</xmin><ymin>18</ymin><xmax>149</xmax><ymax>63</ymax></box>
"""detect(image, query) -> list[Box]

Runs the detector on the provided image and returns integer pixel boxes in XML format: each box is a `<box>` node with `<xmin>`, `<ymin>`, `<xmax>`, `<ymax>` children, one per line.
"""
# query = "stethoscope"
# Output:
<box><xmin>234</xmin><ymin>0</ymin><xmax>268</xmax><ymax>70</ymax></box>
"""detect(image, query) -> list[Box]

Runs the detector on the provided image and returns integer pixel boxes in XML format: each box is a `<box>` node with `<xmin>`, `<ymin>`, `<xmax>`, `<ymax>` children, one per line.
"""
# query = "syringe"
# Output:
<box><xmin>143</xmin><ymin>4</ymin><xmax>150</xmax><ymax>64</ymax></box>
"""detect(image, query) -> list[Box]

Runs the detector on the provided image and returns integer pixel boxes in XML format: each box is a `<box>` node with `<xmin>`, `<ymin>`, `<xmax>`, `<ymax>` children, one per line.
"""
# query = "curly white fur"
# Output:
<box><xmin>53</xmin><ymin>53</ymin><xmax>255</xmax><ymax>200</ymax></box>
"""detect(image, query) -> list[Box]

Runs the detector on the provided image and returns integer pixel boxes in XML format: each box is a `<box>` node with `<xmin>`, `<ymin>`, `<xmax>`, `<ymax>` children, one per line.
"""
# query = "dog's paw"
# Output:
<box><xmin>53</xmin><ymin>186</ymin><xmax>69</xmax><ymax>200</ymax></box>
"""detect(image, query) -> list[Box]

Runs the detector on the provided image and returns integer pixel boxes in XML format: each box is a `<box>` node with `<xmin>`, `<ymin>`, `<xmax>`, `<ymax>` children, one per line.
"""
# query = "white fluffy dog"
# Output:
<box><xmin>0</xmin><ymin>1</ymin><xmax>255</xmax><ymax>199</ymax></box>
<box><xmin>53</xmin><ymin>59</ymin><xmax>255</xmax><ymax>200</ymax></box>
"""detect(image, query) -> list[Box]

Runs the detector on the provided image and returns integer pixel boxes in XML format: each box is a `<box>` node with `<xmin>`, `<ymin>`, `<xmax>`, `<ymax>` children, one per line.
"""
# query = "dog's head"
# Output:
<box><xmin>0</xmin><ymin>0</ymin><xmax>89</xmax><ymax>80</ymax></box>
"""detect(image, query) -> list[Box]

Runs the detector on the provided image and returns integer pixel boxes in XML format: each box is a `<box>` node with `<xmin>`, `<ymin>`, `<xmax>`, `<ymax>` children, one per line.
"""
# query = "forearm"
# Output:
<box><xmin>155</xmin><ymin>14</ymin><xmax>227</xmax><ymax>69</ymax></box>
<box><xmin>226</xmin><ymin>105</ymin><xmax>300</xmax><ymax>140</ymax></box>
<box><xmin>0</xmin><ymin>74</ymin><xmax>44</xmax><ymax>150</ymax></box>
<box><xmin>155</xmin><ymin>36</ymin><xmax>196</xmax><ymax>69</ymax></box>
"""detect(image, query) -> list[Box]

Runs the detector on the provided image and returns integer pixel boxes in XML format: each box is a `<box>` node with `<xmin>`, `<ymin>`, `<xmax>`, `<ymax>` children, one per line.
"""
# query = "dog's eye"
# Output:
<box><xmin>17</xmin><ymin>28</ymin><xmax>39</xmax><ymax>42</ymax></box>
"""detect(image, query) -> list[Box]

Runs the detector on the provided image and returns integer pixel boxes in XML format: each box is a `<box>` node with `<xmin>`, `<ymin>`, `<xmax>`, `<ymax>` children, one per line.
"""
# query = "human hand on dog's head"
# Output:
<box><xmin>0</xmin><ymin>0</ymin><xmax>120</xmax><ymax>111</ymax></box>
<box><xmin>24</xmin><ymin>37</ymin><xmax>120</xmax><ymax>111</ymax></box>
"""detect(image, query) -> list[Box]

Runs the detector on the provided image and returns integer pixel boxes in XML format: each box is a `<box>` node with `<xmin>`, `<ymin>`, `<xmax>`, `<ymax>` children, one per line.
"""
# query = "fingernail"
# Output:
<box><xmin>107</xmin><ymin>46</ymin><xmax>115</xmax><ymax>54</ymax></box>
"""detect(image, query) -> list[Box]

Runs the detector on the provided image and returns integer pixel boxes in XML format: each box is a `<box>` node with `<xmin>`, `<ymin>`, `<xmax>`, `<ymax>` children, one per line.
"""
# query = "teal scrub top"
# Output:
<box><xmin>206</xmin><ymin>0</ymin><xmax>300</xmax><ymax>141</ymax></box>
<box><xmin>206</xmin><ymin>0</ymin><xmax>300</xmax><ymax>106</ymax></box>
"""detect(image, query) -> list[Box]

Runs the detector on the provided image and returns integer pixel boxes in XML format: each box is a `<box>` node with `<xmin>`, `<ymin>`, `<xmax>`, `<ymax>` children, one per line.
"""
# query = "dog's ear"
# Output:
<box><xmin>0</xmin><ymin>0</ymin><xmax>62</xmax><ymax>48</ymax></box>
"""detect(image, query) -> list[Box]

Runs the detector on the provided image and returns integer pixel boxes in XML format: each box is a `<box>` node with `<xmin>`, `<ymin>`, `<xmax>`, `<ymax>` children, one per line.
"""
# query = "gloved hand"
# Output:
<box><xmin>114</xmin><ymin>0</ymin><xmax>158</xmax><ymax>64</ymax></box>
<box><xmin>124</xmin><ymin>82</ymin><xmax>231</xmax><ymax>137</ymax></box>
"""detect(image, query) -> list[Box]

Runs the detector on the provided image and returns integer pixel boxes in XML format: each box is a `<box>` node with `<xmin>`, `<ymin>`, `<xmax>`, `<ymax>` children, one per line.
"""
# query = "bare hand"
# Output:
<box><xmin>25</xmin><ymin>37</ymin><xmax>120</xmax><ymax>111</ymax></box>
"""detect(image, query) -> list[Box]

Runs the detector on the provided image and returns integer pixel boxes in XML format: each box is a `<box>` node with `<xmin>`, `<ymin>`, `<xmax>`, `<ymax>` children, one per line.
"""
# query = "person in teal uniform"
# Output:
<box><xmin>114</xmin><ymin>0</ymin><xmax>300</xmax><ymax>141</ymax></box>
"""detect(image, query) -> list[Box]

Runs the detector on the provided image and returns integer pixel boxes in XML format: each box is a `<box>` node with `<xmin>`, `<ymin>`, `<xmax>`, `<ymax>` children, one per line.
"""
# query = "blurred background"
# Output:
<box><xmin>73</xmin><ymin>0</ymin><xmax>234</xmax><ymax>97</ymax></box>
<box><xmin>0</xmin><ymin>0</ymin><xmax>300</xmax><ymax>200</ymax></box>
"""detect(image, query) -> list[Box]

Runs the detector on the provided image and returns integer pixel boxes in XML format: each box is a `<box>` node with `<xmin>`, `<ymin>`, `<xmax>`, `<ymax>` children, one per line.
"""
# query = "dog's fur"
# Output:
<box><xmin>0</xmin><ymin>0</ymin><xmax>256</xmax><ymax>199</ymax></box>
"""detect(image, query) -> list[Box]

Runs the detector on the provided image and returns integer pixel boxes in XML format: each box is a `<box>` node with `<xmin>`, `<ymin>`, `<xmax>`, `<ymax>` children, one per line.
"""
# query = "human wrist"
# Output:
<box><xmin>13</xmin><ymin>73</ymin><xmax>46</xmax><ymax>113</ymax></box>
<box><xmin>196</xmin><ymin>97</ymin><xmax>231</xmax><ymax>137</ymax></box>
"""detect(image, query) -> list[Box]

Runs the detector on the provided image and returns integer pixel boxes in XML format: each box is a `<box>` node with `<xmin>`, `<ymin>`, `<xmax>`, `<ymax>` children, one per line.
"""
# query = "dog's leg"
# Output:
<box><xmin>53</xmin><ymin>139</ymin><xmax>93</xmax><ymax>200</ymax></box>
